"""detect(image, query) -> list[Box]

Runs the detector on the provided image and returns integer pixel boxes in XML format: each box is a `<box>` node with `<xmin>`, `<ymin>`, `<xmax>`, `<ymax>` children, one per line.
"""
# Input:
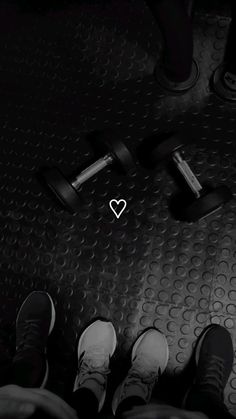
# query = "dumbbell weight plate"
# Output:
<box><xmin>179</xmin><ymin>185</ymin><xmax>232</xmax><ymax>222</ymax></box>
<box><xmin>212</xmin><ymin>63</ymin><xmax>236</xmax><ymax>103</ymax></box>
<box><xmin>139</xmin><ymin>132</ymin><xmax>186</xmax><ymax>168</ymax></box>
<box><xmin>87</xmin><ymin>129</ymin><xmax>135</xmax><ymax>173</ymax></box>
<box><xmin>43</xmin><ymin>167</ymin><xmax>80</xmax><ymax>212</ymax></box>
<box><xmin>95</xmin><ymin>129</ymin><xmax>135</xmax><ymax>173</ymax></box>
<box><xmin>108</xmin><ymin>138</ymin><xmax>135</xmax><ymax>173</ymax></box>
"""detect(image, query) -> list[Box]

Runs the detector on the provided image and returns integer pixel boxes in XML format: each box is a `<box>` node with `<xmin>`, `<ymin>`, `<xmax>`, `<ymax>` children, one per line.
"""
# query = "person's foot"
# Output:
<box><xmin>11</xmin><ymin>291</ymin><xmax>56</xmax><ymax>388</ymax></box>
<box><xmin>183</xmin><ymin>324</ymin><xmax>234</xmax><ymax>407</ymax></box>
<box><xmin>212</xmin><ymin>63</ymin><xmax>236</xmax><ymax>102</ymax></box>
<box><xmin>73</xmin><ymin>319</ymin><xmax>117</xmax><ymax>413</ymax></box>
<box><xmin>154</xmin><ymin>58</ymin><xmax>199</xmax><ymax>95</ymax></box>
<box><xmin>112</xmin><ymin>328</ymin><xmax>169</xmax><ymax>416</ymax></box>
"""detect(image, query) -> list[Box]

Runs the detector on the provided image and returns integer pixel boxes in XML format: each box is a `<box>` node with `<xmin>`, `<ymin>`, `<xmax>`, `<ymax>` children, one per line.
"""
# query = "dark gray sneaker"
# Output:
<box><xmin>11</xmin><ymin>291</ymin><xmax>56</xmax><ymax>388</ymax></box>
<box><xmin>184</xmin><ymin>324</ymin><xmax>234</xmax><ymax>406</ymax></box>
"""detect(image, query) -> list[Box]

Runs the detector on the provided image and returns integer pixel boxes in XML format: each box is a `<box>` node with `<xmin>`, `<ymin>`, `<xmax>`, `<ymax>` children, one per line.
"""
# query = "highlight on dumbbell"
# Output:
<box><xmin>138</xmin><ymin>132</ymin><xmax>233</xmax><ymax>222</ymax></box>
<box><xmin>41</xmin><ymin>131</ymin><xmax>135</xmax><ymax>212</ymax></box>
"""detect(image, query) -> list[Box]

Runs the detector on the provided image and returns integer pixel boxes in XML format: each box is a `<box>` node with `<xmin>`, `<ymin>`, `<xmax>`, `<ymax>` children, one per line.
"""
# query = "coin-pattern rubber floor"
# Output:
<box><xmin>0</xmin><ymin>0</ymin><xmax>236</xmax><ymax>416</ymax></box>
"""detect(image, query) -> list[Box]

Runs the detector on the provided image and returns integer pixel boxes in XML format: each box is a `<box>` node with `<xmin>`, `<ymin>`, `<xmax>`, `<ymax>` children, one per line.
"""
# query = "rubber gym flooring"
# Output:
<box><xmin>0</xmin><ymin>0</ymin><xmax>236</xmax><ymax>416</ymax></box>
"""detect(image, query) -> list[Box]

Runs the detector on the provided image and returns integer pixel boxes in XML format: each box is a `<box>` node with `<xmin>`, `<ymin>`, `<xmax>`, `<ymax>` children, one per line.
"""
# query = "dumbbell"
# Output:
<box><xmin>139</xmin><ymin>132</ymin><xmax>232</xmax><ymax>222</ymax></box>
<box><xmin>42</xmin><ymin>133</ymin><xmax>135</xmax><ymax>212</ymax></box>
<box><xmin>212</xmin><ymin>63</ymin><xmax>236</xmax><ymax>103</ymax></box>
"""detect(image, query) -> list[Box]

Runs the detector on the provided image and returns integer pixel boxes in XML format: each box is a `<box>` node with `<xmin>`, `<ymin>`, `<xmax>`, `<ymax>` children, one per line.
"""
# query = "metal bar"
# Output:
<box><xmin>71</xmin><ymin>154</ymin><xmax>113</xmax><ymax>189</ymax></box>
<box><xmin>173</xmin><ymin>151</ymin><xmax>202</xmax><ymax>198</ymax></box>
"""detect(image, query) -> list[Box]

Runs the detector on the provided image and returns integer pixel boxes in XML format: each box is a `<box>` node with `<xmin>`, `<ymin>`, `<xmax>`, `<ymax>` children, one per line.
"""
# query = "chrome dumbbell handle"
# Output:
<box><xmin>172</xmin><ymin>150</ymin><xmax>202</xmax><ymax>198</ymax></box>
<box><xmin>71</xmin><ymin>154</ymin><xmax>113</xmax><ymax>190</ymax></box>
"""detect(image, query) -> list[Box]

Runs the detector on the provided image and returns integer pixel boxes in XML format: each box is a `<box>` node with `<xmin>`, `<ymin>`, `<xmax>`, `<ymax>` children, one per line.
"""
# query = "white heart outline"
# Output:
<box><xmin>109</xmin><ymin>199</ymin><xmax>127</xmax><ymax>219</ymax></box>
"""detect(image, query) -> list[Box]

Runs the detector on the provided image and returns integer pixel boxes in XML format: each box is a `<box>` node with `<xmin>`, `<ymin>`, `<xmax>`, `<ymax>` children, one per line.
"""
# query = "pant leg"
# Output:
<box><xmin>26</xmin><ymin>386</ymin><xmax>92</xmax><ymax>419</ymax></box>
<box><xmin>146</xmin><ymin>0</ymin><xmax>193</xmax><ymax>81</ymax></box>
<box><xmin>115</xmin><ymin>396</ymin><xmax>146</xmax><ymax>418</ymax></box>
<box><xmin>69</xmin><ymin>388</ymin><xmax>99</xmax><ymax>419</ymax></box>
<box><xmin>32</xmin><ymin>392</ymin><xmax>144</xmax><ymax>419</ymax></box>
<box><xmin>185</xmin><ymin>389</ymin><xmax>235</xmax><ymax>419</ymax></box>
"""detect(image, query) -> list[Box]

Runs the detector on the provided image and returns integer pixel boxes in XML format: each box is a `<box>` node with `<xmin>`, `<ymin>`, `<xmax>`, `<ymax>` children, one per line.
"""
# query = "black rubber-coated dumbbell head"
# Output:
<box><xmin>108</xmin><ymin>138</ymin><xmax>135</xmax><ymax>173</ymax></box>
<box><xmin>43</xmin><ymin>167</ymin><xmax>81</xmax><ymax>212</ymax></box>
<box><xmin>88</xmin><ymin>129</ymin><xmax>135</xmax><ymax>173</ymax></box>
<box><xmin>138</xmin><ymin>132</ymin><xmax>186</xmax><ymax>169</ymax></box>
<box><xmin>172</xmin><ymin>185</ymin><xmax>232</xmax><ymax>222</ymax></box>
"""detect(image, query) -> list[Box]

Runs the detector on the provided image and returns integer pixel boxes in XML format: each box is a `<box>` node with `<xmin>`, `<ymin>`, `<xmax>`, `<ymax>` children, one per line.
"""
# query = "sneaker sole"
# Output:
<box><xmin>112</xmin><ymin>328</ymin><xmax>169</xmax><ymax>415</ymax></box>
<box><xmin>182</xmin><ymin>324</ymin><xmax>217</xmax><ymax>407</ymax></box>
<box><xmin>73</xmin><ymin>320</ymin><xmax>117</xmax><ymax>412</ymax></box>
<box><xmin>16</xmin><ymin>291</ymin><xmax>56</xmax><ymax>388</ymax></box>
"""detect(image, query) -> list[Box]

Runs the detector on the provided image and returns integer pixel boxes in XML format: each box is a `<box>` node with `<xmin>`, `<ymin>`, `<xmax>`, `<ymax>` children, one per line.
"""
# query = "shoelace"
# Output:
<box><xmin>198</xmin><ymin>354</ymin><xmax>225</xmax><ymax>395</ymax></box>
<box><xmin>79</xmin><ymin>345</ymin><xmax>111</xmax><ymax>380</ymax></box>
<box><xmin>122</xmin><ymin>354</ymin><xmax>160</xmax><ymax>395</ymax></box>
<box><xmin>16</xmin><ymin>319</ymin><xmax>43</xmax><ymax>352</ymax></box>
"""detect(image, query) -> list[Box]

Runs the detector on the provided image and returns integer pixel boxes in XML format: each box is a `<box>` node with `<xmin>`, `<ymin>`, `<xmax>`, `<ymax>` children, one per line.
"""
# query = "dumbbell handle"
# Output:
<box><xmin>172</xmin><ymin>151</ymin><xmax>202</xmax><ymax>198</ymax></box>
<box><xmin>71</xmin><ymin>154</ymin><xmax>113</xmax><ymax>189</ymax></box>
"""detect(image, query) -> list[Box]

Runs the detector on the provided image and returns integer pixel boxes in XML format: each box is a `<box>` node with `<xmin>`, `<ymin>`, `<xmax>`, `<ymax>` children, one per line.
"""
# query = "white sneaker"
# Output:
<box><xmin>112</xmin><ymin>328</ymin><xmax>169</xmax><ymax>416</ymax></box>
<box><xmin>73</xmin><ymin>319</ymin><xmax>117</xmax><ymax>412</ymax></box>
